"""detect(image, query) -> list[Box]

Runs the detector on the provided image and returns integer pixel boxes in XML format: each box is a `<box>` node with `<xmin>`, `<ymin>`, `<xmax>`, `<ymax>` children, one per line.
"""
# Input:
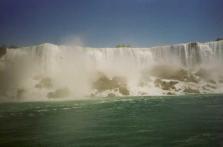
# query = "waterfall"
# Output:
<box><xmin>0</xmin><ymin>40</ymin><xmax>223</xmax><ymax>100</ymax></box>
<box><xmin>86</xmin><ymin>40</ymin><xmax>223</xmax><ymax>68</ymax></box>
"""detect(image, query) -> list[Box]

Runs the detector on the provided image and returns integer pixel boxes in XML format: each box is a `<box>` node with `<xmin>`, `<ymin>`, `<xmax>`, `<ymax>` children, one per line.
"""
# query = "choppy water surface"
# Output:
<box><xmin>0</xmin><ymin>95</ymin><xmax>223</xmax><ymax>146</ymax></box>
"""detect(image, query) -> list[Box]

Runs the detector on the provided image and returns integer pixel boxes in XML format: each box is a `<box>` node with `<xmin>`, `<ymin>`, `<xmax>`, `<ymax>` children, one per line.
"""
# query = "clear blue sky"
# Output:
<box><xmin>0</xmin><ymin>0</ymin><xmax>223</xmax><ymax>47</ymax></box>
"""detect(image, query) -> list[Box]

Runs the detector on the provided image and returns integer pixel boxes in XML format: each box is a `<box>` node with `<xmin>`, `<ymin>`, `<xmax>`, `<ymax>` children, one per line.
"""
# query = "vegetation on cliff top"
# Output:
<box><xmin>115</xmin><ymin>44</ymin><xmax>131</xmax><ymax>48</ymax></box>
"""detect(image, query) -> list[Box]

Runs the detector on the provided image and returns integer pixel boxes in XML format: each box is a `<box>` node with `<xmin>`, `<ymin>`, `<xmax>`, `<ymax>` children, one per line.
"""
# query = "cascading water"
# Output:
<box><xmin>0</xmin><ymin>40</ymin><xmax>223</xmax><ymax>101</ymax></box>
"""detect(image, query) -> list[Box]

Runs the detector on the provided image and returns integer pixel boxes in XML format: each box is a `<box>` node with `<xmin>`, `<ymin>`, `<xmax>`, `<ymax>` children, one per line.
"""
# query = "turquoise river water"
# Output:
<box><xmin>0</xmin><ymin>95</ymin><xmax>223</xmax><ymax>147</ymax></box>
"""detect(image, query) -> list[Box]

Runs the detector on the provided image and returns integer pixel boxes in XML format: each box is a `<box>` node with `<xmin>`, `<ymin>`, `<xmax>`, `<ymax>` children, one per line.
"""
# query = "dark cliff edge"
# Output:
<box><xmin>0</xmin><ymin>45</ymin><xmax>19</xmax><ymax>58</ymax></box>
<box><xmin>0</xmin><ymin>46</ymin><xmax>6</xmax><ymax>58</ymax></box>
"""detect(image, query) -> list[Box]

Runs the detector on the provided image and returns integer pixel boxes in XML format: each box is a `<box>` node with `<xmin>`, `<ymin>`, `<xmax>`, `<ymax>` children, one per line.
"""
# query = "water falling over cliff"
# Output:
<box><xmin>0</xmin><ymin>40</ymin><xmax>223</xmax><ymax>101</ymax></box>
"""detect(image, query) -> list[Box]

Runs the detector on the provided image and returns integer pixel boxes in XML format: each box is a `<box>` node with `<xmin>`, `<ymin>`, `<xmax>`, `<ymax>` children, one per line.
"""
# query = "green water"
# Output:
<box><xmin>0</xmin><ymin>95</ymin><xmax>223</xmax><ymax>147</ymax></box>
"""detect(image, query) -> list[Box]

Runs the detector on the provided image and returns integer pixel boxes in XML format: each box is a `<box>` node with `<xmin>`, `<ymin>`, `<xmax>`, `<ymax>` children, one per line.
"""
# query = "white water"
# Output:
<box><xmin>0</xmin><ymin>41</ymin><xmax>223</xmax><ymax>100</ymax></box>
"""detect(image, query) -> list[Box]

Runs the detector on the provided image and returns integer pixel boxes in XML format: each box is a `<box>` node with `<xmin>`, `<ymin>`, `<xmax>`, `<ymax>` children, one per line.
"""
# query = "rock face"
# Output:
<box><xmin>35</xmin><ymin>77</ymin><xmax>53</xmax><ymax>89</ymax></box>
<box><xmin>183</xmin><ymin>87</ymin><xmax>200</xmax><ymax>94</ymax></box>
<box><xmin>47</xmin><ymin>88</ymin><xmax>70</xmax><ymax>99</ymax></box>
<box><xmin>150</xmin><ymin>65</ymin><xmax>198</xmax><ymax>82</ymax></box>
<box><xmin>93</xmin><ymin>73</ymin><xmax>129</xmax><ymax>96</ymax></box>
<box><xmin>154</xmin><ymin>79</ymin><xmax>178</xmax><ymax>91</ymax></box>
<box><xmin>0</xmin><ymin>47</ymin><xmax>6</xmax><ymax>58</ymax></box>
